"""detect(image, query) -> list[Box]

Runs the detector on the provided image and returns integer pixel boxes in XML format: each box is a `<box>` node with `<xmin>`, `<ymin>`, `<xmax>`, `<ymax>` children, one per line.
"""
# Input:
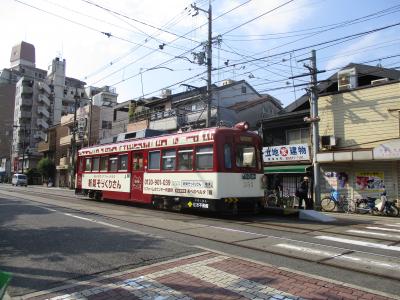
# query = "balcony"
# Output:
<box><xmin>37</xmin><ymin>105</ymin><xmax>50</xmax><ymax>119</ymax></box>
<box><xmin>60</xmin><ymin>134</ymin><xmax>72</xmax><ymax>146</ymax></box>
<box><xmin>61</xmin><ymin>114</ymin><xmax>74</xmax><ymax>126</ymax></box>
<box><xmin>21</xmin><ymin>85</ymin><xmax>33</xmax><ymax>95</ymax></box>
<box><xmin>20</xmin><ymin>97</ymin><xmax>33</xmax><ymax>107</ymax></box>
<box><xmin>34</xmin><ymin>131</ymin><xmax>47</xmax><ymax>141</ymax></box>
<box><xmin>38</xmin><ymin>94</ymin><xmax>51</xmax><ymax>107</ymax></box>
<box><xmin>37</xmin><ymin>141</ymin><xmax>50</xmax><ymax>152</ymax></box>
<box><xmin>18</xmin><ymin>110</ymin><xmax>31</xmax><ymax>119</ymax></box>
<box><xmin>36</xmin><ymin>118</ymin><xmax>49</xmax><ymax>130</ymax></box>
<box><xmin>57</xmin><ymin>157</ymin><xmax>69</xmax><ymax>170</ymax></box>
<box><xmin>38</xmin><ymin>82</ymin><xmax>51</xmax><ymax>94</ymax></box>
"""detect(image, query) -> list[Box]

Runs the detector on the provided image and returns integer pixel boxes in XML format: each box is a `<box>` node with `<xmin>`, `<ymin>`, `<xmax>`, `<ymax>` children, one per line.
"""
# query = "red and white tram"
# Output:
<box><xmin>75</xmin><ymin>122</ymin><xmax>265</xmax><ymax>213</ymax></box>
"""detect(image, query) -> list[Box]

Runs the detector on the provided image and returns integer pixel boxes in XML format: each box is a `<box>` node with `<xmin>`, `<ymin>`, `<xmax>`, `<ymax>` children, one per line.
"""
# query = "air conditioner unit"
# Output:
<box><xmin>337</xmin><ymin>68</ymin><xmax>357</xmax><ymax>91</ymax></box>
<box><xmin>371</xmin><ymin>78</ymin><xmax>389</xmax><ymax>86</ymax></box>
<box><xmin>321</xmin><ymin>135</ymin><xmax>337</xmax><ymax>148</ymax></box>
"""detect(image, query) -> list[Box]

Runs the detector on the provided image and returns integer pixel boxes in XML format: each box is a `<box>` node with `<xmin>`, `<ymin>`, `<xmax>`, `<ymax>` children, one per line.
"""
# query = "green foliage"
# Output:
<box><xmin>37</xmin><ymin>158</ymin><xmax>56</xmax><ymax>179</ymax></box>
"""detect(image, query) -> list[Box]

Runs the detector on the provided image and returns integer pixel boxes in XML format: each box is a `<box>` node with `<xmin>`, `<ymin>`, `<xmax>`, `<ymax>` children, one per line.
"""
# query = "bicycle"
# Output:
<box><xmin>265</xmin><ymin>188</ymin><xmax>282</xmax><ymax>207</ymax></box>
<box><xmin>321</xmin><ymin>193</ymin><xmax>351</xmax><ymax>212</ymax></box>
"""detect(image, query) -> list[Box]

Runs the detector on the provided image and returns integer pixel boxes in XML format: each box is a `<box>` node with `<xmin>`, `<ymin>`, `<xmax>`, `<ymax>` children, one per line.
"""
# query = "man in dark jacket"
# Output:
<box><xmin>297</xmin><ymin>176</ymin><xmax>309</xmax><ymax>209</ymax></box>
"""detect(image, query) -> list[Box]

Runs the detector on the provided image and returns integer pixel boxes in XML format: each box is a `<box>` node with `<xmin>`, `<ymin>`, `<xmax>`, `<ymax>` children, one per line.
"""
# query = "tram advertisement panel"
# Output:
<box><xmin>82</xmin><ymin>173</ymin><xmax>131</xmax><ymax>193</ymax></box>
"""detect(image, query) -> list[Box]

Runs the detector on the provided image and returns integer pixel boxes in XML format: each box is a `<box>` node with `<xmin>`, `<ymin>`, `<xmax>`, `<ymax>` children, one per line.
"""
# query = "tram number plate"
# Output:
<box><xmin>242</xmin><ymin>173</ymin><xmax>256</xmax><ymax>180</ymax></box>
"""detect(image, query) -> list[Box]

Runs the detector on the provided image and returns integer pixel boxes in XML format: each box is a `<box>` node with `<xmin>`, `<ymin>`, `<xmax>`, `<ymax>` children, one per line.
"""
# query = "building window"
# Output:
<box><xmin>241</xmin><ymin>86</ymin><xmax>247</xmax><ymax>94</ymax></box>
<box><xmin>162</xmin><ymin>149</ymin><xmax>176</xmax><ymax>171</ymax></box>
<box><xmin>148</xmin><ymin>151</ymin><xmax>160</xmax><ymax>170</ymax></box>
<box><xmin>196</xmin><ymin>145</ymin><xmax>213</xmax><ymax>170</ymax></box>
<box><xmin>177</xmin><ymin>149</ymin><xmax>193</xmax><ymax>170</ymax></box>
<box><xmin>286</xmin><ymin>128</ymin><xmax>310</xmax><ymax>144</ymax></box>
<box><xmin>102</xmin><ymin>120</ymin><xmax>112</xmax><ymax>129</ymax></box>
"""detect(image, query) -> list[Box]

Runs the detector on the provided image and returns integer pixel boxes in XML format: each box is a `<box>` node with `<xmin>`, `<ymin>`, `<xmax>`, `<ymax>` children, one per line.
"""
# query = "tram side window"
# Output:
<box><xmin>133</xmin><ymin>153</ymin><xmax>143</xmax><ymax>170</ymax></box>
<box><xmin>118</xmin><ymin>154</ymin><xmax>128</xmax><ymax>171</ymax></box>
<box><xmin>79</xmin><ymin>158</ymin><xmax>85</xmax><ymax>172</ymax></box>
<box><xmin>148</xmin><ymin>151</ymin><xmax>161</xmax><ymax>170</ymax></box>
<box><xmin>236</xmin><ymin>145</ymin><xmax>256</xmax><ymax>168</ymax></box>
<box><xmin>92</xmin><ymin>157</ymin><xmax>100</xmax><ymax>172</ymax></box>
<box><xmin>162</xmin><ymin>149</ymin><xmax>176</xmax><ymax>171</ymax></box>
<box><xmin>100</xmin><ymin>156</ymin><xmax>108</xmax><ymax>171</ymax></box>
<box><xmin>85</xmin><ymin>158</ymin><xmax>92</xmax><ymax>172</ymax></box>
<box><xmin>109</xmin><ymin>156</ymin><xmax>118</xmax><ymax>172</ymax></box>
<box><xmin>178</xmin><ymin>149</ymin><xmax>193</xmax><ymax>170</ymax></box>
<box><xmin>196</xmin><ymin>145</ymin><xmax>213</xmax><ymax>170</ymax></box>
<box><xmin>224</xmin><ymin>144</ymin><xmax>232</xmax><ymax>169</ymax></box>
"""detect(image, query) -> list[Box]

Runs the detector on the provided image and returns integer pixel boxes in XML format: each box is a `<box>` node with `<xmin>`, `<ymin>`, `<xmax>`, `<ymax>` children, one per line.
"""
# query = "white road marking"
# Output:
<box><xmin>275</xmin><ymin>243</ymin><xmax>400</xmax><ymax>270</ymax></box>
<box><xmin>347</xmin><ymin>229</ymin><xmax>400</xmax><ymax>239</ymax></box>
<box><xmin>208</xmin><ymin>225</ymin><xmax>265</xmax><ymax>236</ymax></box>
<box><xmin>366</xmin><ymin>226</ymin><xmax>400</xmax><ymax>233</ymax></box>
<box><xmin>385</xmin><ymin>224</ymin><xmax>400</xmax><ymax>228</ymax></box>
<box><xmin>315</xmin><ymin>236</ymin><xmax>400</xmax><ymax>252</ymax></box>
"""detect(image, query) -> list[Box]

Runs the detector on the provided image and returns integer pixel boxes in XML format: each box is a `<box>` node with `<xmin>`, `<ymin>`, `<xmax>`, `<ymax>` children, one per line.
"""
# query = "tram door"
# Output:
<box><xmin>131</xmin><ymin>151</ymin><xmax>149</xmax><ymax>203</ymax></box>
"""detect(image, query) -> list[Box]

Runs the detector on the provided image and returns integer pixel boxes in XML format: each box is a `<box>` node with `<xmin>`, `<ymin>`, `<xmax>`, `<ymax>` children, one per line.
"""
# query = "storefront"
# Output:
<box><xmin>263</xmin><ymin>144</ymin><xmax>312</xmax><ymax>201</ymax></box>
<box><xmin>318</xmin><ymin>139</ymin><xmax>400</xmax><ymax>204</ymax></box>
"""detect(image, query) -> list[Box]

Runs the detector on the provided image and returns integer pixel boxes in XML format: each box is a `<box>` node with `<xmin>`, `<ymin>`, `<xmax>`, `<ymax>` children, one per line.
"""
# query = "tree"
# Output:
<box><xmin>37</xmin><ymin>158</ymin><xmax>56</xmax><ymax>181</ymax></box>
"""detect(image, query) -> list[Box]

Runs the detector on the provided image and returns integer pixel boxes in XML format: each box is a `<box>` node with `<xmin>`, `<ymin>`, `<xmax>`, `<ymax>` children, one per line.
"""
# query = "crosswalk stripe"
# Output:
<box><xmin>347</xmin><ymin>229</ymin><xmax>400</xmax><ymax>239</ymax></box>
<box><xmin>315</xmin><ymin>235</ymin><xmax>400</xmax><ymax>251</ymax></box>
<box><xmin>275</xmin><ymin>244</ymin><xmax>400</xmax><ymax>270</ymax></box>
<box><xmin>365</xmin><ymin>226</ymin><xmax>400</xmax><ymax>233</ymax></box>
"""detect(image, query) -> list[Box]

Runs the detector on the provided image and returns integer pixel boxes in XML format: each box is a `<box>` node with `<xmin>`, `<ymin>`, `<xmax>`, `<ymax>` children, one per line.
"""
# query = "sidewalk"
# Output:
<box><xmin>18</xmin><ymin>251</ymin><xmax>397</xmax><ymax>300</ymax></box>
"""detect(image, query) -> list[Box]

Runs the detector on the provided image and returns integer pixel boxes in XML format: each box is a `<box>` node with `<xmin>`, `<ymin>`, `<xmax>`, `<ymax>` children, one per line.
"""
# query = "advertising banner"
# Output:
<box><xmin>82</xmin><ymin>173</ymin><xmax>131</xmax><ymax>192</ymax></box>
<box><xmin>355</xmin><ymin>172</ymin><xmax>385</xmax><ymax>191</ymax></box>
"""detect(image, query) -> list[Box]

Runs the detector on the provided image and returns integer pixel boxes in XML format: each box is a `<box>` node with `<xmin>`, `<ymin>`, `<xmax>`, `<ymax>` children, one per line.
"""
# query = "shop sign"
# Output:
<box><xmin>355</xmin><ymin>172</ymin><xmax>385</xmax><ymax>192</ymax></box>
<box><xmin>373</xmin><ymin>139</ymin><xmax>400</xmax><ymax>159</ymax></box>
<box><xmin>263</xmin><ymin>144</ymin><xmax>310</xmax><ymax>162</ymax></box>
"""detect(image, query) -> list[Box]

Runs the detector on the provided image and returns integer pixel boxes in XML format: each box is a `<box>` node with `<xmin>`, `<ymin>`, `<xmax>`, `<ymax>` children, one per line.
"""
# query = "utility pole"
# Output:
<box><xmin>70</xmin><ymin>88</ymin><xmax>80</xmax><ymax>189</ymax></box>
<box><xmin>191</xmin><ymin>1</ymin><xmax>212</xmax><ymax>127</ymax></box>
<box><xmin>310</xmin><ymin>50</ymin><xmax>321</xmax><ymax>209</ymax></box>
<box><xmin>291</xmin><ymin>50</ymin><xmax>323</xmax><ymax>209</ymax></box>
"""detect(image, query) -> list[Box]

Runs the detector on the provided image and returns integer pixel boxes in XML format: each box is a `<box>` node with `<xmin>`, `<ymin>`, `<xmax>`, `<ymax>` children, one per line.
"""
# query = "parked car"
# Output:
<box><xmin>12</xmin><ymin>174</ymin><xmax>28</xmax><ymax>187</ymax></box>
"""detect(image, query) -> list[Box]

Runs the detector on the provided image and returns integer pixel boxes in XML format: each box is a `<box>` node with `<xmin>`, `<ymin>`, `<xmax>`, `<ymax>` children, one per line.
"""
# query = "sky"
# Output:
<box><xmin>1</xmin><ymin>0</ymin><xmax>399</xmax><ymax>107</ymax></box>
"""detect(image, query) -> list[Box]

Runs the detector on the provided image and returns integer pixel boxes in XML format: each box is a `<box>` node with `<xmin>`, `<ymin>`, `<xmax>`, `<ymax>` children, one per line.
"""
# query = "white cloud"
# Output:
<box><xmin>324</xmin><ymin>34</ymin><xmax>380</xmax><ymax>70</ymax></box>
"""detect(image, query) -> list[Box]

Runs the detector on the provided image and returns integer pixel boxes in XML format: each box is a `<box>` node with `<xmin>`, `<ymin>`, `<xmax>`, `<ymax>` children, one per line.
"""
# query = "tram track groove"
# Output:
<box><xmin>1</xmin><ymin>188</ymin><xmax>400</xmax><ymax>282</ymax></box>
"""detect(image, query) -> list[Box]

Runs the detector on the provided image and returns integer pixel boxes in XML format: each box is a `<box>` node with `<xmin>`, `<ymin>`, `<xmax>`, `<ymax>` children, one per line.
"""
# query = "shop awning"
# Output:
<box><xmin>264</xmin><ymin>165</ymin><xmax>311</xmax><ymax>174</ymax></box>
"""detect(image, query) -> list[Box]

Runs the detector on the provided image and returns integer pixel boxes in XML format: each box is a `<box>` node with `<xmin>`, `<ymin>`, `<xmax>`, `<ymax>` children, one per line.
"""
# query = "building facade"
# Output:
<box><xmin>317</xmin><ymin>79</ymin><xmax>400</xmax><ymax>204</ymax></box>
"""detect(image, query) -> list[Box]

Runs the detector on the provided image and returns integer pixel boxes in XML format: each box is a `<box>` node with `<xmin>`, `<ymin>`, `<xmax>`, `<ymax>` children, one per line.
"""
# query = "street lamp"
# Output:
<box><xmin>139</xmin><ymin>66</ymin><xmax>174</xmax><ymax>99</ymax></box>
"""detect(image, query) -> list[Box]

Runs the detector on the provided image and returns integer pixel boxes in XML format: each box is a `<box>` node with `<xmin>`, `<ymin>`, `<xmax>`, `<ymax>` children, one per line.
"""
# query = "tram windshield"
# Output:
<box><xmin>235</xmin><ymin>144</ymin><xmax>257</xmax><ymax>168</ymax></box>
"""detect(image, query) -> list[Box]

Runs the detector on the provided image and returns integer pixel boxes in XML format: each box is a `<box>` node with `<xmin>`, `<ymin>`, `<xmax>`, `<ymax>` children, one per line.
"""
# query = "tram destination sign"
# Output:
<box><xmin>263</xmin><ymin>144</ymin><xmax>310</xmax><ymax>162</ymax></box>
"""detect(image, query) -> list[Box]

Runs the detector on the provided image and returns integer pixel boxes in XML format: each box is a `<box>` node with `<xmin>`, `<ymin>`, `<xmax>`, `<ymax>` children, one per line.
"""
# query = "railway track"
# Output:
<box><xmin>1</xmin><ymin>187</ymin><xmax>400</xmax><ymax>282</ymax></box>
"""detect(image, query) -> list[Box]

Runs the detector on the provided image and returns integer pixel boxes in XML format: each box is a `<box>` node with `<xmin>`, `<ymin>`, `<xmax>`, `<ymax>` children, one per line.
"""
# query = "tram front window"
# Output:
<box><xmin>235</xmin><ymin>145</ymin><xmax>256</xmax><ymax>168</ymax></box>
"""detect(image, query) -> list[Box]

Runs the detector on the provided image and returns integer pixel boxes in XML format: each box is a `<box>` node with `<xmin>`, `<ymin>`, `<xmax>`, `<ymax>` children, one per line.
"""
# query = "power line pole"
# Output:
<box><xmin>191</xmin><ymin>1</ymin><xmax>212</xmax><ymax>127</ymax></box>
<box><xmin>70</xmin><ymin>88</ymin><xmax>80</xmax><ymax>189</ymax></box>
<box><xmin>206</xmin><ymin>2</ymin><xmax>212</xmax><ymax>128</ymax></box>
<box><xmin>292</xmin><ymin>50</ymin><xmax>322</xmax><ymax>209</ymax></box>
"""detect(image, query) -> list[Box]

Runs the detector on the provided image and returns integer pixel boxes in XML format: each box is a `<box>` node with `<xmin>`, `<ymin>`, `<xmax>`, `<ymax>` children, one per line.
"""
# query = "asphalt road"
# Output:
<box><xmin>1</xmin><ymin>185</ymin><xmax>399</xmax><ymax>297</ymax></box>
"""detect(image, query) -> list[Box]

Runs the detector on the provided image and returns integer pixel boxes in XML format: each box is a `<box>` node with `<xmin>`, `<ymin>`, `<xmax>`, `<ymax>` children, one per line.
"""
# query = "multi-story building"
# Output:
<box><xmin>317</xmin><ymin>64</ymin><xmax>400</xmax><ymax>203</ymax></box>
<box><xmin>9</xmin><ymin>43</ymin><xmax>87</xmax><ymax>173</ymax></box>
<box><xmin>0</xmin><ymin>41</ymin><xmax>47</xmax><ymax>178</ymax></box>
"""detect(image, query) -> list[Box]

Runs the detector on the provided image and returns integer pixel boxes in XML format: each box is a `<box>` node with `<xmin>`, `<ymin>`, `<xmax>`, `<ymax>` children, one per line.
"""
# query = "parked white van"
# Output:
<box><xmin>12</xmin><ymin>174</ymin><xmax>28</xmax><ymax>187</ymax></box>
